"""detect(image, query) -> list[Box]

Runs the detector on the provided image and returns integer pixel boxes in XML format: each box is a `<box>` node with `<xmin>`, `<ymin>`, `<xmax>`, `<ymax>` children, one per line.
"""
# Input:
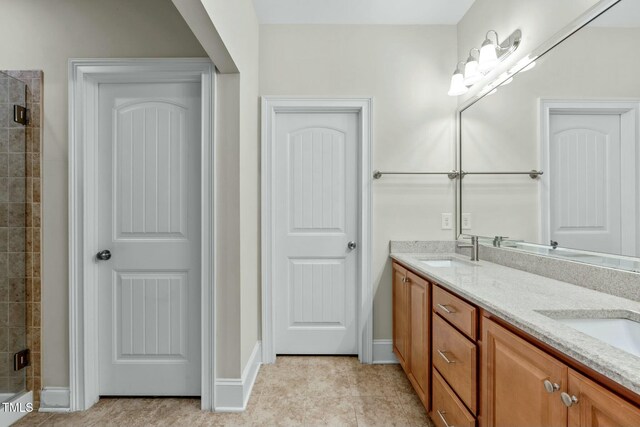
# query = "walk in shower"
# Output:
<box><xmin>0</xmin><ymin>69</ymin><xmax>43</xmax><ymax>422</ymax></box>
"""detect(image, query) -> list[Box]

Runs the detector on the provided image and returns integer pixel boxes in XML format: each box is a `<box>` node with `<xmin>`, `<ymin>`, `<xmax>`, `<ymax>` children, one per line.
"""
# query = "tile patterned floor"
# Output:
<box><xmin>15</xmin><ymin>356</ymin><xmax>434</xmax><ymax>426</ymax></box>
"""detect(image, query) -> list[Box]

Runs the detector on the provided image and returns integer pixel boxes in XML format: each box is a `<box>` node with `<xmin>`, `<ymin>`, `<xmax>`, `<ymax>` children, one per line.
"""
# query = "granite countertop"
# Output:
<box><xmin>390</xmin><ymin>251</ymin><xmax>640</xmax><ymax>396</ymax></box>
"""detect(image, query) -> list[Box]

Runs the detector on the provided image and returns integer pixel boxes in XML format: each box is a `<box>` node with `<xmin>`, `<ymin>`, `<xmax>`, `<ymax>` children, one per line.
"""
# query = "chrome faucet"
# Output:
<box><xmin>493</xmin><ymin>235</ymin><xmax>508</xmax><ymax>247</ymax></box>
<box><xmin>457</xmin><ymin>235</ymin><xmax>479</xmax><ymax>261</ymax></box>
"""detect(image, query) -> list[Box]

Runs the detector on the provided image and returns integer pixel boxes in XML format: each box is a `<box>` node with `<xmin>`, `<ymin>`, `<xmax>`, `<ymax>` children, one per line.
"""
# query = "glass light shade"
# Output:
<box><xmin>478</xmin><ymin>40</ymin><xmax>499</xmax><ymax>73</ymax></box>
<box><xmin>510</xmin><ymin>55</ymin><xmax>538</xmax><ymax>73</ymax></box>
<box><xmin>448</xmin><ymin>72</ymin><xmax>468</xmax><ymax>96</ymax></box>
<box><xmin>463</xmin><ymin>58</ymin><xmax>482</xmax><ymax>86</ymax></box>
<box><xmin>499</xmin><ymin>77</ymin><xmax>514</xmax><ymax>87</ymax></box>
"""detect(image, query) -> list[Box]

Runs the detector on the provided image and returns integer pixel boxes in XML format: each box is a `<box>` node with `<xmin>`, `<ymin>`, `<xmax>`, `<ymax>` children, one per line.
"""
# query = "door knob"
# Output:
<box><xmin>96</xmin><ymin>250</ymin><xmax>112</xmax><ymax>261</ymax></box>
<box><xmin>347</xmin><ymin>241</ymin><xmax>357</xmax><ymax>250</ymax></box>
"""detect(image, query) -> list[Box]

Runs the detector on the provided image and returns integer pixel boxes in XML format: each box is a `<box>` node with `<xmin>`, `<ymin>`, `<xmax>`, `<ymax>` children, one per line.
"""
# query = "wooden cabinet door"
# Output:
<box><xmin>482</xmin><ymin>318</ymin><xmax>567</xmax><ymax>427</ymax></box>
<box><xmin>567</xmin><ymin>369</ymin><xmax>640</xmax><ymax>427</ymax></box>
<box><xmin>392</xmin><ymin>262</ymin><xmax>410</xmax><ymax>371</ymax></box>
<box><xmin>407</xmin><ymin>271</ymin><xmax>430</xmax><ymax>409</ymax></box>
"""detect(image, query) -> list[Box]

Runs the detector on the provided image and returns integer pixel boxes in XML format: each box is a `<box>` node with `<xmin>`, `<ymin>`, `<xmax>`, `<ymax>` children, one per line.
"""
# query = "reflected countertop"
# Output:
<box><xmin>390</xmin><ymin>251</ymin><xmax>640</xmax><ymax>396</ymax></box>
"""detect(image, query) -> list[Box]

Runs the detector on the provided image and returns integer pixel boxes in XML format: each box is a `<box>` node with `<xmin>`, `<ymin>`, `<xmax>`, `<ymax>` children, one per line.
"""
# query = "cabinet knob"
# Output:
<box><xmin>543</xmin><ymin>380</ymin><xmax>560</xmax><ymax>393</ymax></box>
<box><xmin>561</xmin><ymin>392</ymin><xmax>579</xmax><ymax>407</ymax></box>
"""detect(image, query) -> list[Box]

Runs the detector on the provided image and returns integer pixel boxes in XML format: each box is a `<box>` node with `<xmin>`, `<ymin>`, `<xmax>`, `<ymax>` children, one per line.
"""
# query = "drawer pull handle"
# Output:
<box><xmin>561</xmin><ymin>392</ymin><xmax>579</xmax><ymax>407</ymax></box>
<box><xmin>543</xmin><ymin>379</ymin><xmax>560</xmax><ymax>393</ymax></box>
<box><xmin>437</xmin><ymin>349</ymin><xmax>456</xmax><ymax>364</ymax></box>
<box><xmin>436</xmin><ymin>410</ymin><xmax>453</xmax><ymax>427</ymax></box>
<box><xmin>437</xmin><ymin>303</ymin><xmax>456</xmax><ymax>314</ymax></box>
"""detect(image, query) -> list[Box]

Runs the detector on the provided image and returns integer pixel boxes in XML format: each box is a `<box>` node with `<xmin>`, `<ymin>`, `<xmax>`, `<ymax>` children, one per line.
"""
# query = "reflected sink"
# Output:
<box><xmin>419</xmin><ymin>258</ymin><xmax>475</xmax><ymax>268</ymax></box>
<box><xmin>555</xmin><ymin>317</ymin><xmax>640</xmax><ymax>357</ymax></box>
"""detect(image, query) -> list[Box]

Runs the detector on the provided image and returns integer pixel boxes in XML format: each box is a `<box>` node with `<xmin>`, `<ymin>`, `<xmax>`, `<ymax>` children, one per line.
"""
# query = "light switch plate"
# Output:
<box><xmin>462</xmin><ymin>213</ymin><xmax>472</xmax><ymax>230</ymax></box>
<box><xmin>441</xmin><ymin>213</ymin><xmax>453</xmax><ymax>230</ymax></box>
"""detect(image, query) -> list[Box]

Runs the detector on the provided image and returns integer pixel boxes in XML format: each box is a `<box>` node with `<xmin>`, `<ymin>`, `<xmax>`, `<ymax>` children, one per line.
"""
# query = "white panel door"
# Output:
<box><xmin>274</xmin><ymin>112</ymin><xmax>359</xmax><ymax>354</ymax></box>
<box><xmin>549</xmin><ymin>114</ymin><xmax>622</xmax><ymax>254</ymax></box>
<box><xmin>97</xmin><ymin>82</ymin><xmax>201</xmax><ymax>395</ymax></box>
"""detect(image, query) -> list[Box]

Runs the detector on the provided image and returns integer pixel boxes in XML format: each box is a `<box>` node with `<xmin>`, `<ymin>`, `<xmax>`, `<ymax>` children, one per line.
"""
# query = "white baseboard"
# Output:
<box><xmin>215</xmin><ymin>341</ymin><xmax>262</xmax><ymax>412</ymax></box>
<box><xmin>0</xmin><ymin>391</ymin><xmax>33</xmax><ymax>425</ymax></box>
<box><xmin>39</xmin><ymin>387</ymin><xmax>71</xmax><ymax>413</ymax></box>
<box><xmin>41</xmin><ymin>343</ymin><xmax>263</xmax><ymax>414</ymax></box>
<box><xmin>372</xmin><ymin>339</ymin><xmax>398</xmax><ymax>364</ymax></box>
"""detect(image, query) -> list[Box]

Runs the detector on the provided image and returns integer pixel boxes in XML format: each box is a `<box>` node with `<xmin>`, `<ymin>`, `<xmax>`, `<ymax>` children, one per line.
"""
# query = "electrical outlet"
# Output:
<box><xmin>441</xmin><ymin>213</ymin><xmax>453</xmax><ymax>230</ymax></box>
<box><xmin>462</xmin><ymin>213</ymin><xmax>472</xmax><ymax>230</ymax></box>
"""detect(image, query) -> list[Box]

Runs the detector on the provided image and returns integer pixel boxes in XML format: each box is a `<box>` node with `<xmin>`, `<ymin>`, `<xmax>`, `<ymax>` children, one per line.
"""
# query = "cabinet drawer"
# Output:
<box><xmin>433</xmin><ymin>313</ymin><xmax>477</xmax><ymax>413</ymax></box>
<box><xmin>433</xmin><ymin>285</ymin><xmax>477</xmax><ymax>340</ymax></box>
<box><xmin>431</xmin><ymin>369</ymin><xmax>475</xmax><ymax>427</ymax></box>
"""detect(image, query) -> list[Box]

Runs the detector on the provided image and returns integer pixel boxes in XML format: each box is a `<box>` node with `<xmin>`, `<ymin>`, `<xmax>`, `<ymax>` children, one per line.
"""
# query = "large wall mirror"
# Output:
<box><xmin>459</xmin><ymin>0</ymin><xmax>640</xmax><ymax>271</ymax></box>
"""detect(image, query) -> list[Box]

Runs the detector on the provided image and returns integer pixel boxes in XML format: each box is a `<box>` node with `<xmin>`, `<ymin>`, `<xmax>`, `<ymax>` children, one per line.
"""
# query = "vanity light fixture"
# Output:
<box><xmin>510</xmin><ymin>55</ymin><xmax>538</xmax><ymax>74</ymax></box>
<box><xmin>448</xmin><ymin>62</ymin><xmax>468</xmax><ymax>96</ymax></box>
<box><xmin>499</xmin><ymin>76</ymin><xmax>514</xmax><ymax>87</ymax></box>
<box><xmin>464</xmin><ymin>48</ymin><xmax>483</xmax><ymax>86</ymax></box>
<box><xmin>520</xmin><ymin>61</ymin><xmax>536</xmax><ymax>72</ymax></box>
<box><xmin>448</xmin><ymin>29</ymin><xmax>522</xmax><ymax>96</ymax></box>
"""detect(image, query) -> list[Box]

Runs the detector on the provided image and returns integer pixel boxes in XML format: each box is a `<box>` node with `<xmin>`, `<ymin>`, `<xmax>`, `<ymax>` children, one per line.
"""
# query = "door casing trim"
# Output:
<box><xmin>68</xmin><ymin>58</ymin><xmax>215</xmax><ymax>411</ymax></box>
<box><xmin>260</xmin><ymin>97</ymin><xmax>373</xmax><ymax>363</ymax></box>
<box><xmin>539</xmin><ymin>99</ymin><xmax>640</xmax><ymax>255</ymax></box>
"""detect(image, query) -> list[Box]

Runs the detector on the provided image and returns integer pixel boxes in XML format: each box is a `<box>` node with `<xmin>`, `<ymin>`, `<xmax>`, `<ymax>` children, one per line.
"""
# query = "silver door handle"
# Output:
<box><xmin>436</xmin><ymin>410</ymin><xmax>452</xmax><ymax>427</ymax></box>
<box><xmin>436</xmin><ymin>303</ymin><xmax>456</xmax><ymax>314</ymax></box>
<box><xmin>437</xmin><ymin>349</ymin><xmax>456</xmax><ymax>364</ymax></box>
<box><xmin>96</xmin><ymin>250</ymin><xmax>112</xmax><ymax>261</ymax></box>
<box><xmin>347</xmin><ymin>241</ymin><xmax>357</xmax><ymax>250</ymax></box>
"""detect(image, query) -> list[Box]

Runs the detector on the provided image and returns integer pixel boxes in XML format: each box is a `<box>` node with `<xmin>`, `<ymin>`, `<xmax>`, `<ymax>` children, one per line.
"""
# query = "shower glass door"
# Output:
<box><xmin>0</xmin><ymin>71</ymin><xmax>28</xmax><ymax>399</ymax></box>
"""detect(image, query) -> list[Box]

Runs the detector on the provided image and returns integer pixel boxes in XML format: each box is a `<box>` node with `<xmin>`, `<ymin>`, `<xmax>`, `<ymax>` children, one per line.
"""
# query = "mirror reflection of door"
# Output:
<box><xmin>458</xmin><ymin>0</ymin><xmax>640</xmax><ymax>265</ymax></box>
<box><xmin>549</xmin><ymin>111</ymin><xmax>637</xmax><ymax>256</ymax></box>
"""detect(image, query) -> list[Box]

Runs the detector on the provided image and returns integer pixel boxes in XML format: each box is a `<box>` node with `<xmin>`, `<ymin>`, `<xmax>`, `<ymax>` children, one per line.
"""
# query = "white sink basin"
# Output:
<box><xmin>556</xmin><ymin>318</ymin><xmax>640</xmax><ymax>357</ymax></box>
<box><xmin>419</xmin><ymin>258</ymin><xmax>473</xmax><ymax>268</ymax></box>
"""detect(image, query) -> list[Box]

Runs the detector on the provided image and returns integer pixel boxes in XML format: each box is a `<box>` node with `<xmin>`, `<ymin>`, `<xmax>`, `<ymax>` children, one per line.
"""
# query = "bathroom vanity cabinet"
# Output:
<box><xmin>392</xmin><ymin>263</ymin><xmax>430</xmax><ymax>409</ymax></box>
<box><xmin>483</xmin><ymin>317</ymin><xmax>640</xmax><ymax>427</ymax></box>
<box><xmin>391</xmin><ymin>260</ymin><xmax>640</xmax><ymax>427</ymax></box>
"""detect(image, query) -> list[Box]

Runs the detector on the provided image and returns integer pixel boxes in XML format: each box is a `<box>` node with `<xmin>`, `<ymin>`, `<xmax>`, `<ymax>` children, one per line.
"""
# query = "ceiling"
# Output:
<box><xmin>252</xmin><ymin>0</ymin><xmax>476</xmax><ymax>25</ymax></box>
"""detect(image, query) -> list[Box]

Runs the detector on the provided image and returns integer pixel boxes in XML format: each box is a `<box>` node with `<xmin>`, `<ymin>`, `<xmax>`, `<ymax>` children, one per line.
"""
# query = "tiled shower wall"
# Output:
<box><xmin>0</xmin><ymin>70</ymin><xmax>42</xmax><ymax>407</ymax></box>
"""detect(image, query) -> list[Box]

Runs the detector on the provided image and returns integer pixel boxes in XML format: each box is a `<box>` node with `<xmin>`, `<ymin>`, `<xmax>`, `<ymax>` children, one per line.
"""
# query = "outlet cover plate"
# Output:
<box><xmin>441</xmin><ymin>213</ymin><xmax>453</xmax><ymax>230</ymax></box>
<box><xmin>462</xmin><ymin>213</ymin><xmax>472</xmax><ymax>230</ymax></box>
